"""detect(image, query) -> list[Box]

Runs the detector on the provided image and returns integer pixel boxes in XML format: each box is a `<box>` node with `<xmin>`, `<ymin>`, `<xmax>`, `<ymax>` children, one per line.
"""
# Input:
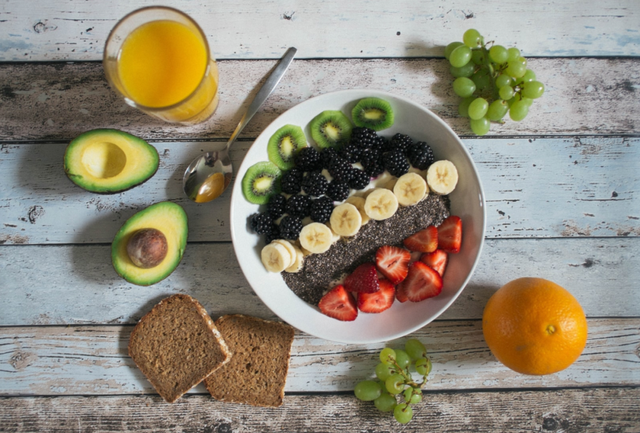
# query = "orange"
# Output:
<box><xmin>482</xmin><ymin>277</ymin><xmax>588</xmax><ymax>375</ymax></box>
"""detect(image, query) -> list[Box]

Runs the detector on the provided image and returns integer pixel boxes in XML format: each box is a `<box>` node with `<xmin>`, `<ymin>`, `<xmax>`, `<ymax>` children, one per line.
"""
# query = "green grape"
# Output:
<box><xmin>403</xmin><ymin>387</ymin><xmax>423</xmax><ymax>404</ymax></box>
<box><xmin>468</xmin><ymin>97</ymin><xmax>488</xmax><ymax>120</ymax></box>
<box><xmin>415</xmin><ymin>357</ymin><xmax>433</xmax><ymax>376</ymax></box>
<box><xmin>375</xmin><ymin>362</ymin><xmax>396</xmax><ymax>381</ymax></box>
<box><xmin>521</xmin><ymin>80</ymin><xmax>545</xmax><ymax>99</ymax></box>
<box><xmin>380</xmin><ymin>347</ymin><xmax>396</xmax><ymax>365</ymax></box>
<box><xmin>404</xmin><ymin>339</ymin><xmax>426</xmax><ymax>360</ymax></box>
<box><xmin>452</xmin><ymin>77</ymin><xmax>476</xmax><ymax>98</ymax></box>
<box><xmin>450</xmin><ymin>62</ymin><xmax>475</xmax><ymax>78</ymax></box>
<box><xmin>385</xmin><ymin>373</ymin><xmax>405</xmax><ymax>395</ymax></box>
<box><xmin>509</xmin><ymin>100</ymin><xmax>529</xmax><ymax>121</ymax></box>
<box><xmin>487</xmin><ymin>99</ymin><xmax>509</xmax><ymax>121</ymax></box>
<box><xmin>489</xmin><ymin>45</ymin><xmax>508</xmax><ymax>64</ymax></box>
<box><xmin>471</xmin><ymin>69</ymin><xmax>491</xmax><ymax>92</ymax></box>
<box><xmin>471</xmin><ymin>49</ymin><xmax>486</xmax><ymax>65</ymax></box>
<box><xmin>449</xmin><ymin>45</ymin><xmax>472</xmax><ymax>68</ymax></box>
<box><xmin>394</xmin><ymin>403</ymin><xmax>414</xmax><ymax>424</ymax></box>
<box><xmin>507</xmin><ymin>47</ymin><xmax>521</xmax><ymax>62</ymax></box>
<box><xmin>521</xmin><ymin>97</ymin><xmax>534</xmax><ymax>107</ymax></box>
<box><xmin>354</xmin><ymin>380</ymin><xmax>382</xmax><ymax>401</ymax></box>
<box><xmin>516</xmin><ymin>69</ymin><xmax>536</xmax><ymax>84</ymax></box>
<box><xmin>374</xmin><ymin>393</ymin><xmax>397</xmax><ymax>412</ymax></box>
<box><xmin>463</xmin><ymin>28</ymin><xmax>483</xmax><ymax>48</ymax></box>
<box><xmin>444</xmin><ymin>41</ymin><xmax>464</xmax><ymax>60</ymax></box>
<box><xmin>394</xmin><ymin>349</ymin><xmax>411</xmax><ymax>369</ymax></box>
<box><xmin>470</xmin><ymin>117</ymin><xmax>491</xmax><ymax>136</ymax></box>
<box><xmin>458</xmin><ymin>97</ymin><xmax>474</xmax><ymax>117</ymax></box>
<box><xmin>495</xmin><ymin>73</ymin><xmax>513</xmax><ymax>89</ymax></box>
<box><xmin>499</xmin><ymin>85</ymin><xmax>515</xmax><ymax>100</ymax></box>
<box><xmin>505</xmin><ymin>57</ymin><xmax>527</xmax><ymax>78</ymax></box>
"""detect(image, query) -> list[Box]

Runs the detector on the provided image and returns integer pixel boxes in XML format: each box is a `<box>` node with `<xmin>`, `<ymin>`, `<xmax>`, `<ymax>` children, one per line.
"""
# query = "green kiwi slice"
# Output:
<box><xmin>241</xmin><ymin>161</ymin><xmax>282</xmax><ymax>205</ymax></box>
<box><xmin>351</xmin><ymin>97</ymin><xmax>395</xmax><ymax>131</ymax></box>
<box><xmin>309</xmin><ymin>110</ymin><xmax>353</xmax><ymax>149</ymax></box>
<box><xmin>267</xmin><ymin>124</ymin><xmax>308</xmax><ymax>170</ymax></box>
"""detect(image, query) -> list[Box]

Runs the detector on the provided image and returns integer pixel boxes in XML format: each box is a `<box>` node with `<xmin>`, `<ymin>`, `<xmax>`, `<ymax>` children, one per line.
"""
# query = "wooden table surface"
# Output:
<box><xmin>1</xmin><ymin>1</ymin><xmax>639</xmax><ymax>431</ymax></box>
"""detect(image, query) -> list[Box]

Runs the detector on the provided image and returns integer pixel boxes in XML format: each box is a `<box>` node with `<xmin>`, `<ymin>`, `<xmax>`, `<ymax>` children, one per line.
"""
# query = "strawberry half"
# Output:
<box><xmin>375</xmin><ymin>245</ymin><xmax>411</xmax><ymax>285</ymax></box>
<box><xmin>403</xmin><ymin>225</ymin><xmax>438</xmax><ymax>253</ymax></box>
<box><xmin>397</xmin><ymin>261</ymin><xmax>443</xmax><ymax>302</ymax></box>
<box><xmin>420</xmin><ymin>249</ymin><xmax>448</xmax><ymax>277</ymax></box>
<box><xmin>438</xmin><ymin>215</ymin><xmax>462</xmax><ymax>253</ymax></box>
<box><xmin>344</xmin><ymin>262</ymin><xmax>380</xmax><ymax>293</ymax></box>
<box><xmin>357</xmin><ymin>279</ymin><xmax>395</xmax><ymax>313</ymax></box>
<box><xmin>318</xmin><ymin>285</ymin><xmax>358</xmax><ymax>321</ymax></box>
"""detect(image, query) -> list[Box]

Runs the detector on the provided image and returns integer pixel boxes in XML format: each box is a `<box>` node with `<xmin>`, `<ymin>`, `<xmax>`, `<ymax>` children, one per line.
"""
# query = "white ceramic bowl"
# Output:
<box><xmin>230</xmin><ymin>89</ymin><xmax>485</xmax><ymax>344</ymax></box>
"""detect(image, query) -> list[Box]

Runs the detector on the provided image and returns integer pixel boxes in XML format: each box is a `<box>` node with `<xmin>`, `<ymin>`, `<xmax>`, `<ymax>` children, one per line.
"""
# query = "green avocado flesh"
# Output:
<box><xmin>64</xmin><ymin>129</ymin><xmax>159</xmax><ymax>193</ymax></box>
<box><xmin>111</xmin><ymin>201</ymin><xmax>188</xmax><ymax>286</ymax></box>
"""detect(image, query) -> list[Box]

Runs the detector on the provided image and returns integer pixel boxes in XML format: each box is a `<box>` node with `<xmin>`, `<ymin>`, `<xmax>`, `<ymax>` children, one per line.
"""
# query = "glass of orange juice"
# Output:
<box><xmin>103</xmin><ymin>6</ymin><xmax>219</xmax><ymax>125</ymax></box>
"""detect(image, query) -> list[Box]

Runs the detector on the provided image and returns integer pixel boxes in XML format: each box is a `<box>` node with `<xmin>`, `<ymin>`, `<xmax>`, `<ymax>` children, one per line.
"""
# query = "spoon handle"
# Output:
<box><xmin>226</xmin><ymin>47</ymin><xmax>297</xmax><ymax>149</ymax></box>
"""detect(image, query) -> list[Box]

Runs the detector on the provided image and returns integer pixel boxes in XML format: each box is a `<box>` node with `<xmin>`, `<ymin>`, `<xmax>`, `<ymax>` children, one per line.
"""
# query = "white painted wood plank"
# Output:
<box><xmin>1</xmin><ymin>0</ymin><xmax>638</xmax><ymax>61</ymax></box>
<box><xmin>0</xmin><ymin>137</ymin><xmax>637</xmax><ymax>245</ymax></box>
<box><xmin>0</xmin><ymin>238</ymin><xmax>637</xmax><ymax>326</ymax></box>
<box><xmin>1</xmin><ymin>59</ymin><xmax>638</xmax><ymax>141</ymax></box>
<box><xmin>0</xmin><ymin>319</ymin><xmax>637</xmax><ymax>395</ymax></box>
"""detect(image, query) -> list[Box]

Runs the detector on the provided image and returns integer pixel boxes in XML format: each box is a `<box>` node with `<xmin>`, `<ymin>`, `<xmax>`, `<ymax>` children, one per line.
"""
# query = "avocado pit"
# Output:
<box><xmin>127</xmin><ymin>228</ymin><xmax>168</xmax><ymax>269</ymax></box>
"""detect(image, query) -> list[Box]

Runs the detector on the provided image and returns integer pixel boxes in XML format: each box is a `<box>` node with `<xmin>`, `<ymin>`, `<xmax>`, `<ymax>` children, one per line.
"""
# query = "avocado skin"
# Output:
<box><xmin>64</xmin><ymin>129</ymin><xmax>159</xmax><ymax>193</ymax></box>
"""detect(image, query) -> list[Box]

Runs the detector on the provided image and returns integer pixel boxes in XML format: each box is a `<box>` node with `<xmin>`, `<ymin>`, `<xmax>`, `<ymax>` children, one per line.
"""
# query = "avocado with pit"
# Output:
<box><xmin>112</xmin><ymin>201</ymin><xmax>188</xmax><ymax>286</ymax></box>
<box><xmin>64</xmin><ymin>129</ymin><xmax>159</xmax><ymax>193</ymax></box>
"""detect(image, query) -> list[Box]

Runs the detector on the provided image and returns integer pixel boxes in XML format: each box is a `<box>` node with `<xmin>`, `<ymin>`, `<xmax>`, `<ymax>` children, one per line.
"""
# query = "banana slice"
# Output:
<box><xmin>285</xmin><ymin>245</ymin><xmax>305</xmax><ymax>273</ymax></box>
<box><xmin>299</xmin><ymin>222</ymin><xmax>334</xmax><ymax>254</ymax></box>
<box><xmin>261</xmin><ymin>242</ymin><xmax>293</xmax><ymax>273</ymax></box>
<box><xmin>272</xmin><ymin>239</ymin><xmax>297</xmax><ymax>263</ymax></box>
<box><xmin>426</xmin><ymin>160</ymin><xmax>459</xmax><ymax>195</ymax></box>
<box><xmin>345</xmin><ymin>196</ymin><xmax>370</xmax><ymax>225</ymax></box>
<box><xmin>393</xmin><ymin>172</ymin><xmax>428</xmax><ymax>206</ymax></box>
<box><xmin>364</xmin><ymin>188</ymin><xmax>398</xmax><ymax>221</ymax></box>
<box><xmin>330</xmin><ymin>203</ymin><xmax>362</xmax><ymax>237</ymax></box>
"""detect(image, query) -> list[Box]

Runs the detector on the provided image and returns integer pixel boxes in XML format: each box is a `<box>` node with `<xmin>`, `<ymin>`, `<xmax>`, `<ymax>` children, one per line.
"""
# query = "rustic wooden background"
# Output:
<box><xmin>0</xmin><ymin>0</ymin><xmax>639</xmax><ymax>431</ymax></box>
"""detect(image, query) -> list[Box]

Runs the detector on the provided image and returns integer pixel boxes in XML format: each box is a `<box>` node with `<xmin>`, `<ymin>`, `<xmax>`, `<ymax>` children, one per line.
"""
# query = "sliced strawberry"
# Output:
<box><xmin>375</xmin><ymin>245</ymin><xmax>411</xmax><ymax>285</ymax></box>
<box><xmin>396</xmin><ymin>285</ymin><xmax>409</xmax><ymax>303</ymax></box>
<box><xmin>438</xmin><ymin>215</ymin><xmax>462</xmax><ymax>253</ymax></box>
<box><xmin>420</xmin><ymin>249</ymin><xmax>448</xmax><ymax>277</ymax></box>
<box><xmin>403</xmin><ymin>225</ymin><xmax>438</xmax><ymax>253</ymax></box>
<box><xmin>344</xmin><ymin>262</ymin><xmax>380</xmax><ymax>293</ymax></box>
<box><xmin>397</xmin><ymin>261</ymin><xmax>443</xmax><ymax>302</ymax></box>
<box><xmin>318</xmin><ymin>285</ymin><xmax>358</xmax><ymax>321</ymax></box>
<box><xmin>357</xmin><ymin>279</ymin><xmax>395</xmax><ymax>313</ymax></box>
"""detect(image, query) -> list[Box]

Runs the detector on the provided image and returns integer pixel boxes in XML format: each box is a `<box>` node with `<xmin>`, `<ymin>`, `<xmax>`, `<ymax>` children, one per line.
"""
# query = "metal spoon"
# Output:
<box><xmin>183</xmin><ymin>47</ymin><xmax>297</xmax><ymax>203</ymax></box>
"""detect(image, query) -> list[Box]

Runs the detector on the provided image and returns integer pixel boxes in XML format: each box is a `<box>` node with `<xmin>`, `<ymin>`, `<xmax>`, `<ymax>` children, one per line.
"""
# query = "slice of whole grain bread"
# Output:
<box><xmin>204</xmin><ymin>314</ymin><xmax>295</xmax><ymax>407</ymax></box>
<box><xmin>128</xmin><ymin>294</ymin><xmax>230</xmax><ymax>403</ymax></box>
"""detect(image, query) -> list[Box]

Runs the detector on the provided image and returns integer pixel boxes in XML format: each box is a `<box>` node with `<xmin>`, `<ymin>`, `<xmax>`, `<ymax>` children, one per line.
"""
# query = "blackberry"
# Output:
<box><xmin>320</xmin><ymin>147</ymin><xmax>339</xmax><ymax>170</ymax></box>
<box><xmin>340</xmin><ymin>142</ymin><xmax>362</xmax><ymax>163</ymax></box>
<box><xmin>360</xmin><ymin>147</ymin><xmax>385</xmax><ymax>177</ymax></box>
<box><xmin>285</xmin><ymin>194</ymin><xmax>311</xmax><ymax>218</ymax></box>
<box><xmin>294</xmin><ymin>147</ymin><xmax>322</xmax><ymax>172</ymax></box>
<box><xmin>390</xmin><ymin>133</ymin><xmax>414</xmax><ymax>154</ymax></box>
<box><xmin>301</xmin><ymin>171</ymin><xmax>328</xmax><ymax>197</ymax></box>
<box><xmin>363</xmin><ymin>159</ymin><xmax>386</xmax><ymax>178</ymax></box>
<box><xmin>408</xmin><ymin>141</ymin><xmax>435</xmax><ymax>170</ymax></box>
<box><xmin>249</xmin><ymin>213</ymin><xmax>275</xmax><ymax>235</ymax></box>
<box><xmin>383</xmin><ymin>149</ymin><xmax>410</xmax><ymax>177</ymax></box>
<box><xmin>309</xmin><ymin>196</ymin><xmax>334</xmax><ymax>223</ymax></box>
<box><xmin>265</xmin><ymin>224</ymin><xmax>281</xmax><ymax>244</ymax></box>
<box><xmin>267</xmin><ymin>194</ymin><xmax>287</xmax><ymax>219</ymax></box>
<box><xmin>328</xmin><ymin>156</ymin><xmax>354</xmax><ymax>183</ymax></box>
<box><xmin>280</xmin><ymin>168</ymin><xmax>303</xmax><ymax>195</ymax></box>
<box><xmin>372</xmin><ymin>135</ymin><xmax>391</xmax><ymax>153</ymax></box>
<box><xmin>350</xmin><ymin>127</ymin><xmax>378</xmax><ymax>149</ymax></box>
<box><xmin>278</xmin><ymin>215</ymin><xmax>303</xmax><ymax>240</ymax></box>
<box><xmin>348</xmin><ymin>168</ymin><xmax>371</xmax><ymax>190</ymax></box>
<box><xmin>327</xmin><ymin>181</ymin><xmax>350</xmax><ymax>202</ymax></box>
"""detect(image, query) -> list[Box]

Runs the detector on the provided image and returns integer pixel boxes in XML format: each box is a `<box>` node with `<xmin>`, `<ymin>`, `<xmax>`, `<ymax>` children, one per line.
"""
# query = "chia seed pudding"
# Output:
<box><xmin>282</xmin><ymin>194</ymin><xmax>450</xmax><ymax>305</ymax></box>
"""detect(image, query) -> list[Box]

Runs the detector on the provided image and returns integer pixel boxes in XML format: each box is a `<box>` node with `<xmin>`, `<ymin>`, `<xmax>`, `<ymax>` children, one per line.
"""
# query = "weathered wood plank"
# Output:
<box><xmin>1</xmin><ymin>0</ymin><xmax>638</xmax><ymax>61</ymax></box>
<box><xmin>0</xmin><ymin>319</ymin><xmax>638</xmax><ymax>396</ymax></box>
<box><xmin>0</xmin><ymin>238</ymin><xmax>637</xmax><ymax>326</ymax></box>
<box><xmin>0</xmin><ymin>137</ymin><xmax>637</xmax><ymax>245</ymax></box>
<box><xmin>0</xmin><ymin>59</ymin><xmax>638</xmax><ymax>141</ymax></box>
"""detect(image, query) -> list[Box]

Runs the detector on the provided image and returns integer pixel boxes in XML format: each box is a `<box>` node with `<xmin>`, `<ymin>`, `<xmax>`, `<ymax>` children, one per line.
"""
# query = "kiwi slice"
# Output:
<box><xmin>351</xmin><ymin>97</ymin><xmax>395</xmax><ymax>131</ymax></box>
<box><xmin>267</xmin><ymin>124</ymin><xmax>308</xmax><ymax>170</ymax></box>
<box><xmin>241</xmin><ymin>161</ymin><xmax>282</xmax><ymax>205</ymax></box>
<box><xmin>309</xmin><ymin>110</ymin><xmax>353</xmax><ymax>149</ymax></box>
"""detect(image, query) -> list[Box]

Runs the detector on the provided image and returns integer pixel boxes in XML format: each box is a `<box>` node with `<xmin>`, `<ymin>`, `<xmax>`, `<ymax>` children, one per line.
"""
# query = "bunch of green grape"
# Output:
<box><xmin>446</xmin><ymin>28</ymin><xmax>545</xmax><ymax>135</ymax></box>
<box><xmin>353</xmin><ymin>339</ymin><xmax>432</xmax><ymax>425</ymax></box>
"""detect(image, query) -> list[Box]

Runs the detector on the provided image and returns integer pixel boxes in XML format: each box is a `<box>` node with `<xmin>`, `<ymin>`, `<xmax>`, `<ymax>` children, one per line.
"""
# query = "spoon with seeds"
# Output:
<box><xmin>183</xmin><ymin>47</ymin><xmax>297</xmax><ymax>203</ymax></box>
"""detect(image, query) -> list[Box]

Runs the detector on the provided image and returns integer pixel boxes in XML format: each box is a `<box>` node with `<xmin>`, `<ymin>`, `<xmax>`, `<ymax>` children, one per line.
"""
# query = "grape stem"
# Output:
<box><xmin>390</xmin><ymin>358</ymin><xmax>430</xmax><ymax>389</ymax></box>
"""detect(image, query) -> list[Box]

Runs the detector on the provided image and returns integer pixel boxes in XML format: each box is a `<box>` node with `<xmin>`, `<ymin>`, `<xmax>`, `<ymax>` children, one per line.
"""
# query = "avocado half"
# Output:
<box><xmin>64</xmin><ymin>129</ymin><xmax>159</xmax><ymax>193</ymax></box>
<box><xmin>112</xmin><ymin>201</ymin><xmax>188</xmax><ymax>286</ymax></box>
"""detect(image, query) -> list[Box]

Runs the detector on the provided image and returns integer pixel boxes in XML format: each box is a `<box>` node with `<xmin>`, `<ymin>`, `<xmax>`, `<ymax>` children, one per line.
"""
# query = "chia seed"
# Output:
<box><xmin>281</xmin><ymin>194</ymin><xmax>450</xmax><ymax>305</ymax></box>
